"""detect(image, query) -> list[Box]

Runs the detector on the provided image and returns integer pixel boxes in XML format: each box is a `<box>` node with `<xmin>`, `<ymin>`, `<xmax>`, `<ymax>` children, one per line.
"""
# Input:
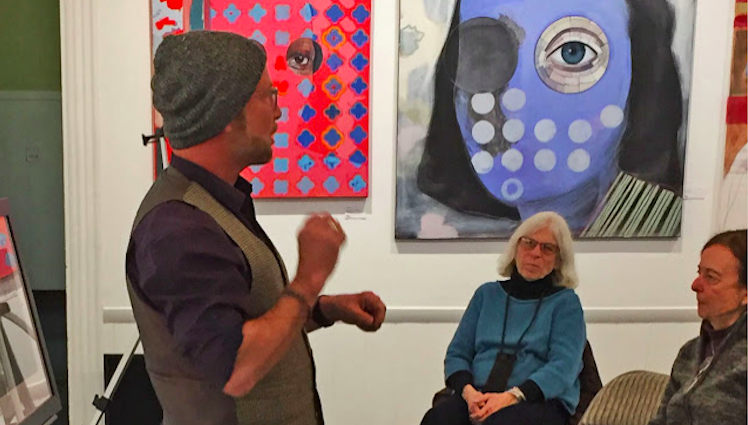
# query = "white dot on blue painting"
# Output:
<box><xmin>471</xmin><ymin>151</ymin><xmax>494</xmax><ymax>174</ymax></box>
<box><xmin>600</xmin><ymin>105</ymin><xmax>624</xmax><ymax>128</ymax></box>
<box><xmin>568</xmin><ymin>149</ymin><xmax>591</xmax><ymax>172</ymax></box>
<box><xmin>472</xmin><ymin>121</ymin><xmax>495</xmax><ymax>145</ymax></box>
<box><xmin>534</xmin><ymin>149</ymin><xmax>556</xmax><ymax>172</ymax></box>
<box><xmin>501</xmin><ymin>148</ymin><xmax>523</xmax><ymax>172</ymax></box>
<box><xmin>568</xmin><ymin>120</ymin><xmax>592</xmax><ymax>144</ymax></box>
<box><xmin>501</xmin><ymin>178</ymin><xmax>523</xmax><ymax>201</ymax></box>
<box><xmin>502</xmin><ymin>119</ymin><xmax>525</xmax><ymax>143</ymax></box>
<box><xmin>502</xmin><ymin>88</ymin><xmax>526</xmax><ymax>112</ymax></box>
<box><xmin>534</xmin><ymin>119</ymin><xmax>556</xmax><ymax>143</ymax></box>
<box><xmin>471</xmin><ymin>93</ymin><xmax>495</xmax><ymax>115</ymax></box>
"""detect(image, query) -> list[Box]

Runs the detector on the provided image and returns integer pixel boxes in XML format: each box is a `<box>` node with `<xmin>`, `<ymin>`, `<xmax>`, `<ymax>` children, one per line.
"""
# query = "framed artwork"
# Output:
<box><xmin>396</xmin><ymin>0</ymin><xmax>696</xmax><ymax>239</ymax></box>
<box><xmin>0</xmin><ymin>198</ymin><xmax>61</xmax><ymax>425</ymax></box>
<box><xmin>718</xmin><ymin>0</ymin><xmax>747</xmax><ymax>231</ymax></box>
<box><xmin>151</xmin><ymin>0</ymin><xmax>371</xmax><ymax>198</ymax></box>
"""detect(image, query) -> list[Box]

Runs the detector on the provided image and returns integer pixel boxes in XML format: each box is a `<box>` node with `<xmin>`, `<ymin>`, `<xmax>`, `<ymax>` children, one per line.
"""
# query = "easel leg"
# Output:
<box><xmin>0</xmin><ymin>324</ymin><xmax>23</xmax><ymax>421</ymax></box>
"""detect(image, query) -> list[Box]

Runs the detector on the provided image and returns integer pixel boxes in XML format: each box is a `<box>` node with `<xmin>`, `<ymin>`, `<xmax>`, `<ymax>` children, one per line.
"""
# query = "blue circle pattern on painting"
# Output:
<box><xmin>297</xmin><ymin>177</ymin><xmax>315</xmax><ymax>194</ymax></box>
<box><xmin>350</xmin><ymin>76</ymin><xmax>368</xmax><ymax>95</ymax></box>
<box><xmin>350</xmin><ymin>126</ymin><xmax>367</xmax><ymax>144</ymax></box>
<box><xmin>323</xmin><ymin>177</ymin><xmax>340</xmax><ymax>194</ymax></box>
<box><xmin>324</xmin><ymin>153</ymin><xmax>341</xmax><ymax>170</ymax></box>
<box><xmin>324</xmin><ymin>104</ymin><xmax>342</xmax><ymax>120</ymax></box>
<box><xmin>300</xmin><ymin>4</ymin><xmax>318</xmax><ymax>22</ymax></box>
<box><xmin>297</xmin><ymin>130</ymin><xmax>315</xmax><ymax>148</ymax></box>
<box><xmin>298</xmin><ymin>155</ymin><xmax>315</xmax><ymax>172</ymax></box>
<box><xmin>248</xmin><ymin>4</ymin><xmax>266</xmax><ymax>22</ymax></box>
<box><xmin>349</xmin><ymin>175</ymin><xmax>367</xmax><ymax>193</ymax></box>
<box><xmin>218</xmin><ymin>2</ymin><xmax>370</xmax><ymax>196</ymax></box>
<box><xmin>455</xmin><ymin>0</ymin><xmax>630</xmax><ymax>205</ymax></box>
<box><xmin>250</xmin><ymin>177</ymin><xmax>265</xmax><ymax>194</ymax></box>
<box><xmin>325</xmin><ymin>5</ymin><xmax>345</xmax><ymax>24</ymax></box>
<box><xmin>223</xmin><ymin>3</ymin><xmax>241</xmax><ymax>23</ymax></box>
<box><xmin>323</xmin><ymin>128</ymin><xmax>343</xmax><ymax>148</ymax></box>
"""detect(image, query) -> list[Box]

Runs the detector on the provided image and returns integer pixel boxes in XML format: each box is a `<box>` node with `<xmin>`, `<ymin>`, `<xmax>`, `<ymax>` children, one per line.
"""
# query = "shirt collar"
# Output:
<box><xmin>169</xmin><ymin>154</ymin><xmax>253</xmax><ymax>216</ymax></box>
<box><xmin>700</xmin><ymin>310</ymin><xmax>747</xmax><ymax>345</ymax></box>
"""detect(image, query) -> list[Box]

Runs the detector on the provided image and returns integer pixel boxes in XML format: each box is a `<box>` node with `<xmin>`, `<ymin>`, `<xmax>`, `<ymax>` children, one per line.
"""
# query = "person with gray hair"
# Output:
<box><xmin>125</xmin><ymin>30</ymin><xmax>386</xmax><ymax>425</ymax></box>
<box><xmin>647</xmin><ymin>229</ymin><xmax>747</xmax><ymax>425</ymax></box>
<box><xmin>421</xmin><ymin>211</ymin><xmax>586</xmax><ymax>425</ymax></box>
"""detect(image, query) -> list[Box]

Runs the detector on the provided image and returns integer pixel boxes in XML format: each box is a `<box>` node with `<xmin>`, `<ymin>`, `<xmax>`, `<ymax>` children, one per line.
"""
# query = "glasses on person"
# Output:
<box><xmin>518</xmin><ymin>236</ymin><xmax>559</xmax><ymax>256</ymax></box>
<box><xmin>267</xmin><ymin>87</ymin><xmax>278</xmax><ymax>106</ymax></box>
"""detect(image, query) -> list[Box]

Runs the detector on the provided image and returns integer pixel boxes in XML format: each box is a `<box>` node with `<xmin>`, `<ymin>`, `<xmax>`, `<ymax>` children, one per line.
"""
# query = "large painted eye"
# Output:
<box><xmin>286</xmin><ymin>38</ymin><xmax>323</xmax><ymax>76</ymax></box>
<box><xmin>535</xmin><ymin>17</ymin><xmax>609</xmax><ymax>93</ymax></box>
<box><xmin>550</xmin><ymin>41</ymin><xmax>597</xmax><ymax>67</ymax></box>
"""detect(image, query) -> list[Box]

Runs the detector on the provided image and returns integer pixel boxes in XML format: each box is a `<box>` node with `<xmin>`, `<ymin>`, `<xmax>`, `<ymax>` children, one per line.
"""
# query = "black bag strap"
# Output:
<box><xmin>484</xmin><ymin>292</ymin><xmax>546</xmax><ymax>392</ymax></box>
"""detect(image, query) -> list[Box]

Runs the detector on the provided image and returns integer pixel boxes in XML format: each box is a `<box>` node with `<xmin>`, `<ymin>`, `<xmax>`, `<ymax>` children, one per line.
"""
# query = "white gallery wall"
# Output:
<box><xmin>61</xmin><ymin>0</ymin><xmax>735</xmax><ymax>424</ymax></box>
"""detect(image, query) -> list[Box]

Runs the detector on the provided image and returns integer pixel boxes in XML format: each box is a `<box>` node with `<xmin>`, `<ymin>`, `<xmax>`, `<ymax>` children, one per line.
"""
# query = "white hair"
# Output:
<box><xmin>497</xmin><ymin>211</ymin><xmax>579</xmax><ymax>289</ymax></box>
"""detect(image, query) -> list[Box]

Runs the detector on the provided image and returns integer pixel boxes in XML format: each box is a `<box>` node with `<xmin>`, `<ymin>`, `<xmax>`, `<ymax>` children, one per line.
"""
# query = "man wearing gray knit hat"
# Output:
<box><xmin>126</xmin><ymin>30</ymin><xmax>386</xmax><ymax>425</ymax></box>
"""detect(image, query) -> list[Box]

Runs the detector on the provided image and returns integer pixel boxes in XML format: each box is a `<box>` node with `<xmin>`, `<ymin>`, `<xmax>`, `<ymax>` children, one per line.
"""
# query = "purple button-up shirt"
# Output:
<box><xmin>126</xmin><ymin>155</ymin><xmax>278</xmax><ymax>386</ymax></box>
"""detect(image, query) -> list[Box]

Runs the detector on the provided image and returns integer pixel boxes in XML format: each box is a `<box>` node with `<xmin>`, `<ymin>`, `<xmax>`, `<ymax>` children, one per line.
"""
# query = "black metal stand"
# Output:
<box><xmin>87</xmin><ymin>336</ymin><xmax>140</xmax><ymax>425</ymax></box>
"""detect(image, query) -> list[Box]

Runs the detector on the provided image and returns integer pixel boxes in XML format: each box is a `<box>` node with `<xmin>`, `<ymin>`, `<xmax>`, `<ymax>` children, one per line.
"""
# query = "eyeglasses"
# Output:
<box><xmin>518</xmin><ymin>236</ymin><xmax>559</xmax><ymax>256</ymax></box>
<box><xmin>267</xmin><ymin>87</ymin><xmax>278</xmax><ymax>106</ymax></box>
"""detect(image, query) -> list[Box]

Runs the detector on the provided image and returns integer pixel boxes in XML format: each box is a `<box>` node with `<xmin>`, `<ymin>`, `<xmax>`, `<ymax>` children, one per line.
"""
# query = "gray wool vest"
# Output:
<box><xmin>125</xmin><ymin>167</ymin><xmax>322</xmax><ymax>425</ymax></box>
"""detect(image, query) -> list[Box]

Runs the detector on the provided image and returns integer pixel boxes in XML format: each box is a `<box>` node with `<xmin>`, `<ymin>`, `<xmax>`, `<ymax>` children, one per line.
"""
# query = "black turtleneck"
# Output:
<box><xmin>502</xmin><ymin>269</ymin><xmax>564</xmax><ymax>300</ymax></box>
<box><xmin>445</xmin><ymin>269</ymin><xmax>564</xmax><ymax>403</ymax></box>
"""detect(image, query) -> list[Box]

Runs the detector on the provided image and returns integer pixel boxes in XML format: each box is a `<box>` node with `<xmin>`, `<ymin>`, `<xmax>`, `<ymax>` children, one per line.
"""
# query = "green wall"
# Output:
<box><xmin>0</xmin><ymin>1</ymin><xmax>62</xmax><ymax>91</ymax></box>
<box><xmin>0</xmin><ymin>1</ymin><xmax>65</xmax><ymax>290</ymax></box>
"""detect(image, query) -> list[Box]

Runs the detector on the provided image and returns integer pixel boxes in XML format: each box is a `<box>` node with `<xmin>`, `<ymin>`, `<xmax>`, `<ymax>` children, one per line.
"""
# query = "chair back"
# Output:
<box><xmin>578</xmin><ymin>370</ymin><xmax>669</xmax><ymax>425</ymax></box>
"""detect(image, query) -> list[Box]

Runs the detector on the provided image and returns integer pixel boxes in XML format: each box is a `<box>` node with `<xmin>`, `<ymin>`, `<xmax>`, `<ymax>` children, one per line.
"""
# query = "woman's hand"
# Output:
<box><xmin>469</xmin><ymin>391</ymin><xmax>518</xmax><ymax>423</ymax></box>
<box><xmin>461</xmin><ymin>385</ymin><xmax>486</xmax><ymax>416</ymax></box>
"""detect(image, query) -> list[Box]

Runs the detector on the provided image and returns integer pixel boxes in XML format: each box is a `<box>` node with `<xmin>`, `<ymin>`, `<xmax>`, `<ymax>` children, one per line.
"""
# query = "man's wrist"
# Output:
<box><xmin>282</xmin><ymin>287</ymin><xmax>312</xmax><ymax>317</ymax></box>
<box><xmin>287</xmin><ymin>277</ymin><xmax>320</xmax><ymax>308</ymax></box>
<box><xmin>312</xmin><ymin>295</ymin><xmax>336</xmax><ymax>327</ymax></box>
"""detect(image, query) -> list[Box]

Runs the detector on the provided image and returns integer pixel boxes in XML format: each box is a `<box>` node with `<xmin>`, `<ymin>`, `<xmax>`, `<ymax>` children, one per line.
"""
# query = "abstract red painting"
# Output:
<box><xmin>151</xmin><ymin>0</ymin><xmax>371</xmax><ymax>197</ymax></box>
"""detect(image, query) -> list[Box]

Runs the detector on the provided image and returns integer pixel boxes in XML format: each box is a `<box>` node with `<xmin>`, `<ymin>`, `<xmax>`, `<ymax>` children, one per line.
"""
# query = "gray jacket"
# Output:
<box><xmin>648</xmin><ymin>313</ymin><xmax>747</xmax><ymax>425</ymax></box>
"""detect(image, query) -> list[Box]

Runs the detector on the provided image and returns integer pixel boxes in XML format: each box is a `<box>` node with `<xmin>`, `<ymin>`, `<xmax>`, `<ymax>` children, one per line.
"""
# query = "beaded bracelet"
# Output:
<box><xmin>282</xmin><ymin>287</ymin><xmax>311</xmax><ymax>318</ymax></box>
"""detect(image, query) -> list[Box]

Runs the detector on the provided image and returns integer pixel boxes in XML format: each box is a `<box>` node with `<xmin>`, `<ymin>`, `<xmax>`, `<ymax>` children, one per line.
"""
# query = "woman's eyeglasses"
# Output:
<box><xmin>518</xmin><ymin>236</ymin><xmax>559</xmax><ymax>256</ymax></box>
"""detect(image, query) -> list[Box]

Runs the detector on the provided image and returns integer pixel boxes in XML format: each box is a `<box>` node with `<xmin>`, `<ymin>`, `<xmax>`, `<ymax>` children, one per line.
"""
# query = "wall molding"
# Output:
<box><xmin>103</xmin><ymin>306</ymin><xmax>700</xmax><ymax>325</ymax></box>
<box><xmin>61</xmin><ymin>2</ymin><xmax>101</xmax><ymax>424</ymax></box>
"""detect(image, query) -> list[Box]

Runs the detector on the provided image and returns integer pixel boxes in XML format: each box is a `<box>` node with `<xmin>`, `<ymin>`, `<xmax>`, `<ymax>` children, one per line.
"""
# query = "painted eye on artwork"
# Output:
<box><xmin>550</xmin><ymin>41</ymin><xmax>597</xmax><ymax>67</ymax></box>
<box><xmin>535</xmin><ymin>17</ymin><xmax>609</xmax><ymax>93</ymax></box>
<box><xmin>290</xmin><ymin>55</ymin><xmax>310</xmax><ymax>67</ymax></box>
<box><xmin>286</xmin><ymin>38</ymin><xmax>324</xmax><ymax>76</ymax></box>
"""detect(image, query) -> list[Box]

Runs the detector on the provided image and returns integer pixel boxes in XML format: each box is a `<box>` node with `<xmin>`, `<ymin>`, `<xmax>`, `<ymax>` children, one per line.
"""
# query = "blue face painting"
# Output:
<box><xmin>453</xmin><ymin>0</ymin><xmax>632</xmax><ymax>216</ymax></box>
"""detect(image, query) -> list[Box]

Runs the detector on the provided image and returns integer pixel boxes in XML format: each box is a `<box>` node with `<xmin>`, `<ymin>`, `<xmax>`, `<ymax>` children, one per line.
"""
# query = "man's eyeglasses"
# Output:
<box><xmin>518</xmin><ymin>236</ymin><xmax>559</xmax><ymax>256</ymax></box>
<box><xmin>267</xmin><ymin>87</ymin><xmax>278</xmax><ymax>106</ymax></box>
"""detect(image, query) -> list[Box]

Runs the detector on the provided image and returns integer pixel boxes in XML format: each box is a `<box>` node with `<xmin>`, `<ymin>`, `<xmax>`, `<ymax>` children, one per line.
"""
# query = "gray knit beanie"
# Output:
<box><xmin>152</xmin><ymin>31</ymin><xmax>267</xmax><ymax>149</ymax></box>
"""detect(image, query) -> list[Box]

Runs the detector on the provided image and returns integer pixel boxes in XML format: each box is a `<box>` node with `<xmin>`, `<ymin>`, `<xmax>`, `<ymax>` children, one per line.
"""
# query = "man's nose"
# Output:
<box><xmin>691</xmin><ymin>276</ymin><xmax>703</xmax><ymax>292</ymax></box>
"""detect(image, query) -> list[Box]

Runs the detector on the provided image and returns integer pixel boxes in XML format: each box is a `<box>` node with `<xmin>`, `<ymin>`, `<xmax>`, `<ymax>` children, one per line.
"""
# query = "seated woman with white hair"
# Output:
<box><xmin>421</xmin><ymin>211</ymin><xmax>585</xmax><ymax>425</ymax></box>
